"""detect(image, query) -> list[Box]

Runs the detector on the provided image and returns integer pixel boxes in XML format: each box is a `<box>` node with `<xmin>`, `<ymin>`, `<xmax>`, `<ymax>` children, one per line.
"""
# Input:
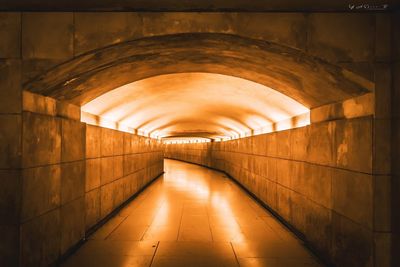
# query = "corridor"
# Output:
<box><xmin>61</xmin><ymin>159</ymin><xmax>321</xmax><ymax>267</ymax></box>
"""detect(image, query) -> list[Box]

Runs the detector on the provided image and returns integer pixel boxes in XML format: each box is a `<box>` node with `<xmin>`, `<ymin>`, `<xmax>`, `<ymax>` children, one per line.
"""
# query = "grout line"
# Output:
<box><xmin>176</xmin><ymin>201</ymin><xmax>185</xmax><ymax>241</ymax></box>
<box><xmin>140</xmin><ymin>202</ymin><xmax>164</xmax><ymax>241</ymax></box>
<box><xmin>149</xmin><ymin>241</ymin><xmax>160</xmax><ymax>267</ymax></box>
<box><xmin>230</xmin><ymin>242</ymin><xmax>241</xmax><ymax>267</ymax></box>
<box><xmin>104</xmin><ymin>215</ymin><xmax>129</xmax><ymax>240</ymax></box>
<box><xmin>139</xmin><ymin>225</ymin><xmax>151</xmax><ymax>241</ymax></box>
<box><xmin>206</xmin><ymin>199</ymin><xmax>214</xmax><ymax>242</ymax></box>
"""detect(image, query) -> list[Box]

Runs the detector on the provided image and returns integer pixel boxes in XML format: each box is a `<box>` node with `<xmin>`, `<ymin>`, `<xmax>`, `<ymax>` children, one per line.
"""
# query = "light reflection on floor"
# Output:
<box><xmin>61</xmin><ymin>159</ymin><xmax>323</xmax><ymax>267</ymax></box>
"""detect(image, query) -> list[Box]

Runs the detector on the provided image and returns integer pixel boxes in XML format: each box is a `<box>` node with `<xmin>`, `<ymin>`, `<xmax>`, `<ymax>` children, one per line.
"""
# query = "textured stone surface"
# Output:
<box><xmin>61</xmin><ymin>119</ymin><xmax>85</xmax><ymax>162</ymax></box>
<box><xmin>308</xmin><ymin>121</ymin><xmax>334</xmax><ymax>166</ymax></box>
<box><xmin>373</xmin><ymin>175</ymin><xmax>391</xmax><ymax>232</ymax></box>
<box><xmin>61</xmin><ymin>161</ymin><xmax>85</xmax><ymax>204</ymax></box>
<box><xmin>22</xmin><ymin>112</ymin><xmax>60</xmax><ymax>167</ymax></box>
<box><xmin>0</xmin><ymin>60</ymin><xmax>21</xmax><ymax>114</ymax></box>
<box><xmin>100</xmin><ymin>182</ymin><xmax>113</xmax><ymax>219</ymax></box>
<box><xmin>113</xmin><ymin>130</ymin><xmax>124</xmax><ymax>156</ymax></box>
<box><xmin>22</xmin><ymin>12</ymin><xmax>73</xmax><ymax>59</ymax></box>
<box><xmin>305</xmin><ymin>165</ymin><xmax>332</xmax><ymax>209</ymax></box>
<box><xmin>57</xmin><ymin>101</ymin><xmax>80</xmax><ymax>121</ymax></box>
<box><xmin>374</xmin><ymin>63</ymin><xmax>392</xmax><ymax>119</ymax></box>
<box><xmin>100</xmin><ymin>157</ymin><xmax>114</xmax><ymax>185</ymax></box>
<box><xmin>0</xmin><ymin>114</ymin><xmax>21</xmax><ymax>169</ymax></box>
<box><xmin>74</xmin><ymin>12</ymin><xmax>142</xmax><ymax>55</ymax></box>
<box><xmin>373</xmin><ymin>119</ymin><xmax>391</xmax><ymax>175</ymax></box>
<box><xmin>60</xmin><ymin>197</ymin><xmax>85</xmax><ymax>254</ymax></box>
<box><xmin>0</xmin><ymin>224</ymin><xmax>19</xmax><ymax>267</ymax></box>
<box><xmin>374</xmin><ymin>232</ymin><xmax>392</xmax><ymax>267</ymax></box>
<box><xmin>101</xmin><ymin>128</ymin><xmax>113</xmax><ymax>157</ymax></box>
<box><xmin>22</xmin><ymin>91</ymin><xmax>56</xmax><ymax>116</ymax></box>
<box><xmin>85</xmin><ymin>158</ymin><xmax>100</xmax><ymax>192</ymax></box>
<box><xmin>233</xmin><ymin>13</ymin><xmax>307</xmax><ymax>50</ymax></box>
<box><xmin>310</xmin><ymin>93</ymin><xmax>374</xmax><ymax>123</ymax></box>
<box><xmin>20</xmin><ymin>209</ymin><xmax>60</xmax><ymax>267</ymax></box>
<box><xmin>335</xmin><ymin>117</ymin><xmax>372</xmax><ymax>173</ymax></box>
<box><xmin>307</xmin><ymin>13</ymin><xmax>374</xmax><ymax>62</ymax></box>
<box><xmin>21</xmin><ymin>165</ymin><xmax>60</xmax><ymax>222</ymax></box>
<box><xmin>331</xmin><ymin>213</ymin><xmax>372</xmax><ymax>267</ymax></box>
<box><xmin>85</xmin><ymin>188</ymin><xmax>100</xmax><ymax>230</ymax></box>
<box><xmin>113</xmin><ymin>155</ymin><xmax>124</xmax><ymax>179</ymax></box>
<box><xmin>86</xmin><ymin>125</ymin><xmax>101</xmax><ymax>159</ymax></box>
<box><xmin>0</xmin><ymin>170</ymin><xmax>21</xmax><ymax>224</ymax></box>
<box><xmin>332</xmin><ymin>169</ymin><xmax>373</xmax><ymax>228</ymax></box>
<box><xmin>276</xmin><ymin>130</ymin><xmax>290</xmax><ymax>158</ymax></box>
<box><xmin>304</xmin><ymin>201</ymin><xmax>332</xmax><ymax>260</ymax></box>
<box><xmin>25</xmin><ymin>33</ymin><xmax>371</xmax><ymax>108</ymax></box>
<box><xmin>0</xmin><ymin>13</ymin><xmax>20</xmax><ymax>58</ymax></box>
<box><xmin>123</xmin><ymin>133</ymin><xmax>132</xmax><ymax>154</ymax></box>
<box><xmin>21</xmin><ymin>58</ymin><xmax>63</xmax><ymax>84</ymax></box>
<box><xmin>87</xmin><ymin>125</ymin><xmax>163</xmax><ymax>233</ymax></box>
<box><xmin>375</xmin><ymin>14</ymin><xmax>392</xmax><ymax>62</ymax></box>
<box><xmin>289</xmin><ymin>126</ymin><xmax>309</xmax><ymax>160</ymax></box>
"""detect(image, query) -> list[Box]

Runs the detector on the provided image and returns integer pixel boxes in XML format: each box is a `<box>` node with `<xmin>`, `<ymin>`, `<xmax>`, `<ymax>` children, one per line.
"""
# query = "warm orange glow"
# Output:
<box><xmin>163</xmin><ymin>137</ymin><xmax>211</xmax><ymax>144</ymax></box>
<box><xmin>81</xmin><ymin>73</ymin><xmax>309</xmax><ymax>139</ymax></box>
<box><xmin>211</xmin><ymin>193</ymin><xmax>244</xmax><ymax>242</ymax></box>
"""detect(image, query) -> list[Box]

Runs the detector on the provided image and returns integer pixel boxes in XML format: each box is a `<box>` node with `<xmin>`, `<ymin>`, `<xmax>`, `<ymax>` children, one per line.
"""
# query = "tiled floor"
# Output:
<box><xmin>61</xmin><ymin>159</ymin><xmax>323</xmax><ymax>267</ymax></box>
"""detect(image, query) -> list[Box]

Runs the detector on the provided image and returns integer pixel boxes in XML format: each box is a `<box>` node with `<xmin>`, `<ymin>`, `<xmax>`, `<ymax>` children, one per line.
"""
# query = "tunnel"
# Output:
<box><xmin>0</xmin><ymin>3</ymin><xmax>399</xmax><ymax>267</ymax></box>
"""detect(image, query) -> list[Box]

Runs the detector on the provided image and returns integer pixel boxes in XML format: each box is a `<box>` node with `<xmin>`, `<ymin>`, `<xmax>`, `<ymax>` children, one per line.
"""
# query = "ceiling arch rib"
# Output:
<box><xmin>81</xmin><ymin>73</ymin><xmax>310</xmax><ymax>140</ymax></box>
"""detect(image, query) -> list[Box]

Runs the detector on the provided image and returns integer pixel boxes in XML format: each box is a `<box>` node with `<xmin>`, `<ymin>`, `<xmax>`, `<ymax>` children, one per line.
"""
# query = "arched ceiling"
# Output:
<box><xmin>82</xmin><ymin>73</ymin><xmax>309</xmax><ymax>139</ymax></box>
<box><xmin>25</xmin><ymin>33</ymin><xmax>374</xmax><ymax>140</ymax></box>
<box><xmin>25</xmin><ymin>33</ymin><xmax>373</xmax><ymax>109</ymax></box>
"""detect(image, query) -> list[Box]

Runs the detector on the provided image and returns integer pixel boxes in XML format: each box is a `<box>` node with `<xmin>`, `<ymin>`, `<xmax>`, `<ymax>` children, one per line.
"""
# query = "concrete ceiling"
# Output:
<box><xmin>81</xmin><ymin>73</ymin><xmax>309</xmax><ymax>139</ymax></box>
<box><xmin>25</xmin><ymin>33</ymin><xmax>372</xmax><ymax>108</ymax></box>
<box><xmin>0</xmin><ymin>0</ymin><xmax>395</xmax><ymax>11</ymax></box>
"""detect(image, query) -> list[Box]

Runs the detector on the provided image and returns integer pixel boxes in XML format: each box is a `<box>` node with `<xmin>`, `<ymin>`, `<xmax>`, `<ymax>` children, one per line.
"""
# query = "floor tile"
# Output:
<box><xmin>61</xmin><ymin>160</ymin><xmax>322</xmax><ymax>267</ymax></box>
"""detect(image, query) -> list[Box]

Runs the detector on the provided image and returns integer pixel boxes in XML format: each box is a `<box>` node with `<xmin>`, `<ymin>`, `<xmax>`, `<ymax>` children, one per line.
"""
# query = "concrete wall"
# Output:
<box><xmin>13</xmin><ymin>12</ymin><xmax>376</xmax><ymax>82</ymax></box>
<box><xmin>0</xmin><ymin>12</ymin><xmax>382</xmax><ymax>105</ymax></box>
<box><xmin>392</xmin><ymin>11</ymin><xmax>400</xmax><ymax>267</ymax></box>
<box><xmin>85</xmin><ymin>125</ymin><xmax>164</xmax><ymax>231</ymax></box>
<box><xmin>165</xmin><ymin>94</ymin><xmax>388</xmax><ymax>267</ymax></box>
<box><xmin>0</xmin><ymin>91</ymin><xmax>164</xmax><ymax>267</ymax></box>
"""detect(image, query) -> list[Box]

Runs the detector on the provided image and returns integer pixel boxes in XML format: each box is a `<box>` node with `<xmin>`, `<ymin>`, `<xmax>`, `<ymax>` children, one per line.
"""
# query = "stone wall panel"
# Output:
<box><xmin>60</xmin><ymin>197</ymin><xmax>85</xmax><ymax>254</ymax></box>
<box><xmin>61</xmin><ymin>161</ymin><xmax>85</xmax><ymax>205</ymax></box>
<box><xmin>0</xmin><ymin>13</ymin><xmax>21</xmax><ymax>58</ymax></box>
<box><xmin>61</xmin><ymin>119</ymin><xmax>85</xmax><ymax>162</ymax></box>
<box><xmin>21</xmin><ymin>165</ymin><xmax>60</xmax><ymax>222</ymax></box>
<box><xmin>22</xmin><ymin>112</ymin><xmax>60</xmax><ymax>168</ymax></box>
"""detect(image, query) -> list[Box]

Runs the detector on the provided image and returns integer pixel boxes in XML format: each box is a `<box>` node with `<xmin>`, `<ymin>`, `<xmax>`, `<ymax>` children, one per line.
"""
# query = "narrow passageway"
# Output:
<box><xmin>62</xmin><ymin>159</ymin><xmax>322</xmax><ymax>267</ymax></box>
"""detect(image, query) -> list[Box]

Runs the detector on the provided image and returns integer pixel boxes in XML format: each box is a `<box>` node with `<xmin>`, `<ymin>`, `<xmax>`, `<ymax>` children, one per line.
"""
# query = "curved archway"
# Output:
<box><xmin>81</xmin><ymin>72</ymin><xmax>309</xmax><ymax>139</ymax></box>
<box><xmin>24</xmin><ymin>33</ymin><xmax>373</xmax><ymax>108</ymax></box>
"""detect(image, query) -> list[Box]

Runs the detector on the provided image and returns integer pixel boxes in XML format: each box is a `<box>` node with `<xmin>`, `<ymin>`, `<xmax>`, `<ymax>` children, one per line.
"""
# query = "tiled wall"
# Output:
<box><xmin>165</xmin><ymin>116</ymin><xmax>377</xmax><ymax>266</ymax></box>
<box><xmin>17</xmin><ymin>92</ymin><xmax>163</xmax><ymax>267</ymax></box>
<box><xmin>85</xmin><ymin>125</ymin><xmax>164</xmax><ymax>231</ymax></box>
<box><xmin>19</xmin><ymin>93</ymin><xmax>86</xmax><ymax>267</ymax></box>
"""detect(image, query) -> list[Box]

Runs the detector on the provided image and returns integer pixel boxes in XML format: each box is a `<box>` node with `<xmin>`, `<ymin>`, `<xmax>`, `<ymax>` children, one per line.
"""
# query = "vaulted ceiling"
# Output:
<box><xmin>81</xmin><ymin>73</ymin><xmax>309</xmax><ymax>139</ymax></box>
<box><xmin>25</xmin><ymin>33</ymin><xmax>373</xmax><ymax>140</ymax></box>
